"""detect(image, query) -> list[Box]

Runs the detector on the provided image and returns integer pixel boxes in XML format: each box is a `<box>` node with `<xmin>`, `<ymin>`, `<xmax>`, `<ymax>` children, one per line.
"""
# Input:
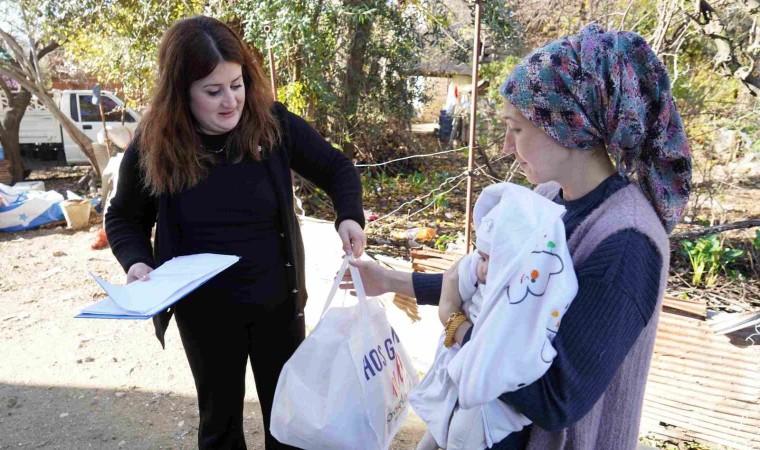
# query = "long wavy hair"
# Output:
<box><xmin>138</xmin><ymin>16</ymin><xmax>280</xmax><ymax>195</ymax></box>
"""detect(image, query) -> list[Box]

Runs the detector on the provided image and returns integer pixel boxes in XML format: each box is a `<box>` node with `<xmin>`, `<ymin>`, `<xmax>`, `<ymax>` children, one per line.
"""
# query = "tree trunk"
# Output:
<box><xmin>0</xmin><ymin>37</ymin><xmax>99</xmax><ymax>178</ymax></box>
<box><xmin>45</xmin><ymin>96</ymin><xmax>101</xmax><ymax>178</ymax></box>
<box><xmin>0</xmin><ymin>89</ymin><xmax>32</xmax><ymax>183</ymax></box>
<box><xmin>340</xmin><ymin>0</ymin><xmax>373</xmax><ymax>159</ymax></box>
<box><xmin>30</xmin><ymin>86</ymin><xmax>100</xmax><ymax>178</ymax></box>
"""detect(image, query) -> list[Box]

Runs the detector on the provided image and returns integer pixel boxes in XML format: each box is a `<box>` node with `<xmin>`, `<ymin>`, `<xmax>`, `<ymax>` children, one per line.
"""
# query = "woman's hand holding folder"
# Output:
<box><xmin>127</xmin><ymin>262</ymin><xmax>154</xmax><ymax>284</ymax></box>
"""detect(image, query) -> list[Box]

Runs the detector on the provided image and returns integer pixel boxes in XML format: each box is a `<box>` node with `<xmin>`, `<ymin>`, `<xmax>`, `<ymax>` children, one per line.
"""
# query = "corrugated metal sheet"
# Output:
<box><xmin>408</xmin><ymin>249</ymin><xmax>760</xmax><ymax>449</ymax></box>
<box><xmin>640</xmin><ymin>302</ymin><xmax>760</xmax><ymax>450</ymax></box>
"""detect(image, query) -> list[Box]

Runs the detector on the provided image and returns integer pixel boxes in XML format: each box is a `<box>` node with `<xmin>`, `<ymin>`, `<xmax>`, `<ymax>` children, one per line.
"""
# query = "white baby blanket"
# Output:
<box><xmin>409</xmin><ymin>183</ymin><xmax>579</xmax><ymax>447</ymax></box>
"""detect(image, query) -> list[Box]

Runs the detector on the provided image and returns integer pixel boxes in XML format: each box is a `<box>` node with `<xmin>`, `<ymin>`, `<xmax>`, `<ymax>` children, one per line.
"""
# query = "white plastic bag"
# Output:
<box><xmin>270</xmin><ymin>257</ymin><xmax>419</xmax><ymax>450</ymax></box>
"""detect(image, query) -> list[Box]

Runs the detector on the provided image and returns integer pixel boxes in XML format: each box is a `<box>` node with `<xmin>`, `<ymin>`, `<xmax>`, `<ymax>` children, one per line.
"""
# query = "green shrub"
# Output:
<box><xmin>681</xmin><ymin>234</ymin><xmax>743</xmax><ymax>287</ymax></box>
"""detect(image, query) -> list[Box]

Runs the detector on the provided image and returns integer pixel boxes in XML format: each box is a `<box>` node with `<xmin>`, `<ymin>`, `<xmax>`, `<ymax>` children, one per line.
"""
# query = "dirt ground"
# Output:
<box><xmin>2</xmin><ymin>150</ymin><xmax>758</xmax><ymax>450</ymax></box>
<box><xmin>0</xmin><ymin>225</ymin><xmax>427</xmax><ymax>449</ymax></box>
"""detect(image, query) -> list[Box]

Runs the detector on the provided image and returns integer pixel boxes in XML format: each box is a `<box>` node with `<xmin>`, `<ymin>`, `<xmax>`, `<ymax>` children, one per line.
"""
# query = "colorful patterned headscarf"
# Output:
<box><xmin>499</xmin><ymin>24</ymin><xmax>691</xmax><ymax>233</ymax></box>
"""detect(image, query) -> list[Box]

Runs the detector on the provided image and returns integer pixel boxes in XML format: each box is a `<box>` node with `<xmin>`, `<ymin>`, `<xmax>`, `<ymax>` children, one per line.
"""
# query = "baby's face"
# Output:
<box><xmin>476</xmin><ymin>250</ymin><xmax>490</xmax><ymax>283</ymax></box>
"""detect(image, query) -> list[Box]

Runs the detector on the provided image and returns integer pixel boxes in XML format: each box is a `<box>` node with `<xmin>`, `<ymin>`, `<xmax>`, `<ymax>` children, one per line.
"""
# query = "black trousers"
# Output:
<box><xmin>174</xmin><ymin>293</ymin><xmax>304</xmax><ymax>450</ymax></box>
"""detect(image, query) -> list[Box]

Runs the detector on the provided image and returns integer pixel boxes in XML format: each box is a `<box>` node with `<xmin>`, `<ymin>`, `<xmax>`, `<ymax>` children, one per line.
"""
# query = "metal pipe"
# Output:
<box><xmin>464</xmin><ymin>0</ymin><xmax>482</xmax><ymax>253</ymax></box>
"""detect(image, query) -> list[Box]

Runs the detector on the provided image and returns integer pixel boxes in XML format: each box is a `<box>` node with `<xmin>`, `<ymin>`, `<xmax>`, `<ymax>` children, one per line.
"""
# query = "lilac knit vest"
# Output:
<box><xmin>527</xmin><ymin>182</ymin><xmax>670</xmax><ymax>450</ymax></box>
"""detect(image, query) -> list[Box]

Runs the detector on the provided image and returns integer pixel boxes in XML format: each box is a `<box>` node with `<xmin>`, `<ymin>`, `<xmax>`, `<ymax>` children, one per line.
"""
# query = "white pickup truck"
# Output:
<box><xmin>0</xmin><ymin>89</ymin><xmax>141</xmax><ymax>164</ymax></box>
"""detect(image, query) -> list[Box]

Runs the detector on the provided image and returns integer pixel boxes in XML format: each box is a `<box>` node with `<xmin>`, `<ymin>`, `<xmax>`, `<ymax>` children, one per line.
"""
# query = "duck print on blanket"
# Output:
<box><xmin>541</xmin><ymin>303</ymin><xmax>570</xmax><ymax>362</ymax></box>
<box><xmin>503</xmin><ymin>238</ymin><xmax>572</xmax><ymax>363</ymax></box>
<box><xmin>506</xmin><ymin>239</ymin><xmax>566</xmax><ymax>305</ymax></box>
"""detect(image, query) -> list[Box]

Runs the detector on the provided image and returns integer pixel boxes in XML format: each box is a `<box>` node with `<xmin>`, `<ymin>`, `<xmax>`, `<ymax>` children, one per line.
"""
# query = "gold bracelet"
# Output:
<box><xmin>443</xmin><ymin>311</ymin><xmax>463</xmax><ymax>331</ymax></box>
<box><xmin>444</xmin><ymin>312</ymin><xmax>468</xmax><ymax>348</ymax></box>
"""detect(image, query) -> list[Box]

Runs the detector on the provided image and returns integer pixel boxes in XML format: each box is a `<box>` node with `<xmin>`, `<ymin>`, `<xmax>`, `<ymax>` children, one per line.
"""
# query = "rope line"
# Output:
<box><xmin>354</xmin><ymin>146</ymin><xmax>468</xmax><ymax>168</ymax></box>
<box><xmin>367</xmin><ymin>169</ymin><xmax>470</xmax><ymax>228</ymax></box>
<box><xmin>367</xmin><ymin>154</ymin><xmax>516</xmax><ymax>230</ymax></box>
<box><xmin>370</xmin><ymin>175</ymin><xmax>471</xmax><ymax>232</ymax></box>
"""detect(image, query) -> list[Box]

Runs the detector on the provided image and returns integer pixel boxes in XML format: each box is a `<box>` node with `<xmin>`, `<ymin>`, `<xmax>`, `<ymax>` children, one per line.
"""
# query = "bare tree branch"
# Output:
<box><xmin>417</xmin><ymin>4</ymin><xmax>469</xmax><ymax>51</ymax></box>
<box><xmin>0</xmin><ymin>61</ymin><xmax>99</xmax><ymax>177</ymax></box>
<box><xmin>0</xmin><ymin>75</ymin><xmax>13</xmax><ymax>101</ymax></box>
<box><xmin>679</xmin><ymin>0</ymin><xmax>760</xmax><ymax>95</ymax></box>
<box><xmin>0</xmin><ymin>28</ymin><xmax>37</xmax><ymax>78</ymax></box>
<box><xmin>672</xmin><ymin>219</ymin><xmax>760</xmax><ymax>240</ymax></box>
<box><xmin>737</xmin><ymin>0</ymin><xmax>759</xmax><ymax>15</ymax></box>
<box><xmin>652</xmin><ymin>0</ymin><xmax>677</xmax><ymax>53</ymax></box>
<box><xmin>36</xmin><ymin>41</ymin><xmax>60</xmax><ymax>60</ymax></box>
<box><xmin>26</xmin><ymin>33</ymin><xmax>43</xmax><ymax>86</ymax></box>
<box><xmin>620</xmin><ymin>0</ymin><xmax>635</xmax><ymax>30</ymax></box>
<box><xmin>0</xmin><ymin>65</ymin><xmax>38</xmax><ymax>95</ymax></box>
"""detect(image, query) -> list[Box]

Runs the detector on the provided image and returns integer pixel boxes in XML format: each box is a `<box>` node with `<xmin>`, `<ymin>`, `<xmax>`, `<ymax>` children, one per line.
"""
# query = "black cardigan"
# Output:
<box><xmin>105</xmin><ymin>102</ymin><xmax>364</xmax><ymax>347</ymax></box>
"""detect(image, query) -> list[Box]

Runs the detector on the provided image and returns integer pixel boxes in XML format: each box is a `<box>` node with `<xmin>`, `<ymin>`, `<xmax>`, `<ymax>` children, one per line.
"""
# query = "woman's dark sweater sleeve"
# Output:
<box><xmin>104</xmin><ymin>144</ymin><xmax>158</xmax><ymax>273</ymax></box>
<box><xmin>498</xmin><ymin>229</ymin><xmax>662</xmax><ymax>432</ymax></box>
<box><xmin>412</xmin><ymin>272</ymin><xmax>443</xmax><ymax>305</ymax></box>
<box><xmin>277</xmin><ymin>104</ymin><xmax>364</xmax><ymax>230</ymax></box>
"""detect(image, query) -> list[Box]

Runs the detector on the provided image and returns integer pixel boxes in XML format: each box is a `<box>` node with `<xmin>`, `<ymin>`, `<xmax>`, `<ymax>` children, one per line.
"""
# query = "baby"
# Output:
<box><xmin>457</xmin><ymin>212</ymin><xmax>495</xmax><ymax>326</ymax></box>
<box><xmin>411</xmin><ymin>182</ymin><xmax>578</xmax><ymax>450</ymax></box>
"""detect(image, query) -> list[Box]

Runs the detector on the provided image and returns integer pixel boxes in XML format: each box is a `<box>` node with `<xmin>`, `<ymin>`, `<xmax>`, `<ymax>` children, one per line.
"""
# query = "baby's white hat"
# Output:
<box><xmin>473</xmin><ymin>183</ymin><xmax>511</xmax><ymax>254</ymax></box>
<box><xmin>477</xmin><ymin>217</ymin><xmax>495</xmax><ymax>254</ymax></box>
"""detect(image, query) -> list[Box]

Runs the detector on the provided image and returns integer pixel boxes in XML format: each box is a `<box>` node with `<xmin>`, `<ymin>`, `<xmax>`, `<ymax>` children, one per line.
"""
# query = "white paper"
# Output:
<box><xmin>77</xmin><ymin>253</ymin><xmax>240</xmax><ymax>319</ymax></box>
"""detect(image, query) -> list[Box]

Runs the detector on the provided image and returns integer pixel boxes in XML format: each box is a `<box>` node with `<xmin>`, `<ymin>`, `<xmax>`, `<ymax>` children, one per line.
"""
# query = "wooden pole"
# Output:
<box><xmin>264</xmin><ymin>26</ymin><xmax>277</xmax><ymax>101</ymax></box>
<box><xmin>464</xmin><ymin>1</ymin><xmax>482</xmax><ymax>253</ymax></box>
<box><xmin>98</xmin><ymin>101</ymin><xmax>112</xmax><ymax>155</ymax></box>
<box><xmin>268</xmin><ymin>48</ymin><xmax>277</xmax><ymax>101</ymax></box>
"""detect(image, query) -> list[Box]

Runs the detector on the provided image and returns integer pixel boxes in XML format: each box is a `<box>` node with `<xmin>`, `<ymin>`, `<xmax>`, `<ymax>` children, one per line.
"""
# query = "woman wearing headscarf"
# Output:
<box><xmin>343</xmin><ymin>24</ymin><xmax>691</xmax><ymax>449</ymax></box>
